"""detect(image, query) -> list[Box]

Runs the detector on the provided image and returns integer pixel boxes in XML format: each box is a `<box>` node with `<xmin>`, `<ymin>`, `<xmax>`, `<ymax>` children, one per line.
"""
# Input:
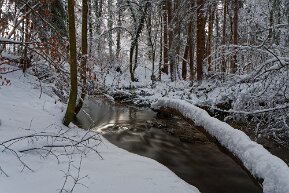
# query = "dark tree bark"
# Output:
<box><xmin>88</xmin><ymin>0</ymin><xmax>93</xmax><ymax>56</ymax></box>
<box><xmin>128</xmin><ymin>1</ymin><xmax>150</xmax><ymax>81</ymax></box>
<box><xmin>188</xmin><ymin>0</ymin><xmax>195</xmax><ymax>81</ymax></box>
<box><xmin>167</xmin><ymin>0</ymin><xmax>173</xmax><ymax>79</ymax></box>
<box><xmin>116</xmin><ymin>0</ymin><xmax>122</xmax><ymax>60</ymax></box>
<box><xmin>158</xmin><ymin>12</ymin><xmax>163</xmax><ymax>81</ymax></box>
<box><xmin>63</xmin><ymin>0</ymin><xmax>78</xmax><ymax>126</ymax></box>
<box><xmin>169</xmin><ymin>0</ymin><xmax>180</xmax><ymax>81</ymax></box>
<box><xmin>188</xmin><ymin>21</ymin><xmax>194</xmax><ymax>81</ymax></box>
<box><xmin>162</xmin><ymin>1</ymin><xmax>169</xmax><ymax>74</ymax></box>
<box><xmin>230</xmin><ymin>0</ymin><xmax>238</xmax><ymax>74</ymax></box>
<box><xmin>221</xmin><ymin>0</ymin><xmax>227</xmax><ymax>74</ymax></box>
<box><xmin>196</xmin><ymin>0</ymin><xmax>206</xmax><ymax>81</ymax></box>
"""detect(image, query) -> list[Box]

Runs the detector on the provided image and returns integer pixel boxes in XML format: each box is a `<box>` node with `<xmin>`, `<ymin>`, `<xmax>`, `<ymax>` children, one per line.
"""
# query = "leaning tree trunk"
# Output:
<box><xmin>63</xmin><ymin>0</ymin><xmax>78</xmax><ymax>126</ymax></box>
<box><xmin>133</xmin><ymin>42</ymin><xmax>139</xmax><ymax>74</ymax></box>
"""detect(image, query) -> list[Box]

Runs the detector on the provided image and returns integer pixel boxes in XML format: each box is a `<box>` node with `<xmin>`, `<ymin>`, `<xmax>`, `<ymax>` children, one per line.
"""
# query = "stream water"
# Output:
<box><xmin>75</xmin><ymin>97</ymin><xmax>262</xmax><ymax>193</ymax></box>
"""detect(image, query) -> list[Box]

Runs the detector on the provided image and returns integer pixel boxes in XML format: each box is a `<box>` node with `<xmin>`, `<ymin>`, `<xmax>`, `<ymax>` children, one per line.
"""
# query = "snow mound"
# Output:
<box><xmin>152</xmin><ymin>98</ymin><xmax>289</xmax><ymax>193</ymax></box>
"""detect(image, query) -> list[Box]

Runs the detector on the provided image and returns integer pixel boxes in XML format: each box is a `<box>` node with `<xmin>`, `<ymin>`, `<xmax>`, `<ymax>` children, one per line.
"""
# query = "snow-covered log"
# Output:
<box><xmin>152</xmin><ymin>98</ymin><xmax>289</xmax><ymax>193</ymax></box>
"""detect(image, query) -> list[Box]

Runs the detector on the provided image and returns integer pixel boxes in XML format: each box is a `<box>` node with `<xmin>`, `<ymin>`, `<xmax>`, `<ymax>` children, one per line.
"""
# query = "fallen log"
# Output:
<box><xmin>152</xmin><ymin>98</ymin><xmax>289</xmax><ymax>193</ymax></box>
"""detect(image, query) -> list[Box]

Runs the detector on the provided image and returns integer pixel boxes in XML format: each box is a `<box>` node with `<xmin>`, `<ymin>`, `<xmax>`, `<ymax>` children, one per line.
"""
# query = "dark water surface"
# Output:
<box><xmin>76</xmin><ymin>97</ymin><xmax>262</xmax><ymax>193</ymax></box>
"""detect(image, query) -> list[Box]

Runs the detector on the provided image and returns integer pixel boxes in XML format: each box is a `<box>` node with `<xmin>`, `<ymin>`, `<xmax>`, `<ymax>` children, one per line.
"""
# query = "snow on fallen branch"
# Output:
<box><xmin>152</xmin><ymin>98</ymin><xmax>289</xmax><ymax>193</ymax></box>
<box><xmin>0</xmin><ymin>37</ymin><xmax>40</xmax><ymax>45</ymax></box>
<box><xmin>202</xmin><ymin>103</ymin><xmax>289</xmax><ymax>115</ymax></box>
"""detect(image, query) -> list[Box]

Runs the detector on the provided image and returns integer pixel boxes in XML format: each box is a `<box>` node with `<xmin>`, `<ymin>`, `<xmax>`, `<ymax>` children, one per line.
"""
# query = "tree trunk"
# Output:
<box><xmin>133</xmin><ymin>42</ymin><xmax>139</xmax><ymax>74</ymax></box>
<box><xmin>221</xmin><ymin>0</ymin><xmax>227</xmax><ymax>74</ymax></box>
<box><xmin>162</xmin><ymin>2</ymin><xmax>169</xmax><ymax>74</ymax></box>
<box><xmin>75</xmin><ymin>0</ymin><xmax>89</xmax><ymax>116</ymax></box>
<box><xmin>166</xmin><ymin>0</ymin><xmax>174</xmax><ymax>80</ymax></box>
<box><xmin>146</xmin><ymin>4</ymin><xmax>156</xmax><ymax>81</ymax></box>
<box><xmin>230</xmin><ymin>0</ymin><xmax>238</xmax><ymax>74</ymax></box>
<box><xmin>188</xmin><ymin>22</ymin><xmax>194</xmax><ymax>81</ymax></box>
<box><xmin>63</xmin><ymin>0</ymin><xmax>78</xmax><ymax>126</ymax></box>
<box><xmin>129</xmin><ymin>39</ymin><xmax>136</xmax><ymax>81</ymax></box>
<box><xmin>171</xmin><ymin>0</ymin><xmax>180</xmax><ymax>81</ymax></box>
<box><xmin>128</xmin><ymin>1</ymin><xmax>149</xmax><ymax>82</ymax></box>
<box><xmin>162</xmin><ymin>3</ymin><xmax>169</xmax><ymax>74</ymax></box>
<box><xmin>147</xmin><ymin>6</ymin><xmax>153</xmax><ymax>61</ymax></box>
<box><xmin>189</xmin><ymin>0</ymin><xmax>194</xmax><ymax>81</ymax></box>
<box><xmin>107</xmin><ymin>0</ymin><xmax>113</xmax><ymax>65</ymax></box>
<box><xmin>214</xmin><ymin>6</ymin><xmax>220</xmax><ymax>72</ymax></box>
<box><xmin>158</xmin><ymin>13</ymin><xmax>163</xmax><ymax>81</ymax></box>
<box><xmin>95</xmin><ymin>0</ymin><xmax>103</xmax><ymax>55</ymax></box>
<box><xmin>196</xmin><ymin>0</ymin><xmax>206</xmax><ymax>81</ymax></box>
<box><xmin>22</xmin><ymin>4</ymin><xmax>30</xmax><ymax>73</ymax></box>
<box><xmin>116</xmin><ymin>0</ymin><xmax>122</xmax><ymax>59</ymax></box>
<box><xmin>88</xmin><ymin>0</ymin><xmax>93</xmax><ymax>56</ymax></box>
<box><xmin>182</xmin><ymin>31</ymin><xmax>189</xmax><ymax>80</ymax></box>
<box><xmin>207</xmin><ymin>3</ymin><xmax>215</xmax><ymax>72</ymax></box>
<box><xmin>167</xmin><ymin>0</ymin><xmax>177</xmax><ymax>81</ymax></box>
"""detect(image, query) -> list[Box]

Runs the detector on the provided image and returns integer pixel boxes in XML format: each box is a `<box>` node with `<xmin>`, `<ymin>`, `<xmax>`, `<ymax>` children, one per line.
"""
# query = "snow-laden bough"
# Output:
<box><xmin>152</xmin><ymin>98</ymin><xmax>289</xmax><ymax>193</ymax></box>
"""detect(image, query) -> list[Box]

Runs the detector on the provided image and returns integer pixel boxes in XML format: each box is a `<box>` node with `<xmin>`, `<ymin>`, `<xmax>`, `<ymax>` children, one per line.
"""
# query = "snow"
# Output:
<box><xmin>1</xmin><ymin>51</ymin><xmax>21</xmax><ymax>60</ymax></box>
<box><xmin>0</xmin><ymin>67</ymin><xmax>199</xmax><ymax>193</ymax></box>
<box><xmin>152</xmin><ymin>98</ymin><xmax>289</xmax><ymax>193</ymax></box>
<box><xmin>0</xmin><ymin>37</ymin><xmax>29</xmax><ymax>45</ymax></box>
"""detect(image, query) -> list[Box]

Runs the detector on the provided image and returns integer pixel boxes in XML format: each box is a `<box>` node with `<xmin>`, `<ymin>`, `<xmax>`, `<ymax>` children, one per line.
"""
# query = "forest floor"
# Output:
<box><xmin>0</xmin><ymin>65</ymin><xmax>199</xmax><ymax>193</ymax></box>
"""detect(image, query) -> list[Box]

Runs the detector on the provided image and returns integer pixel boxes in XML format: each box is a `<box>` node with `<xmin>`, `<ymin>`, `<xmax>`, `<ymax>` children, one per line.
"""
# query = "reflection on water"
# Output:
<box><xmin>76</xmin><ymin>97</ymin><xmax>262</xmax><ymax>193</ymax></box>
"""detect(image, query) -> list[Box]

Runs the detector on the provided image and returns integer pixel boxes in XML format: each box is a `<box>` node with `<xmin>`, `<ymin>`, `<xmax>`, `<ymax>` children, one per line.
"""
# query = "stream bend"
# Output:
<box><xmin>75</xmin><ymin>98</ymin><xmax>262</xmax><ymax>193</ymax></box>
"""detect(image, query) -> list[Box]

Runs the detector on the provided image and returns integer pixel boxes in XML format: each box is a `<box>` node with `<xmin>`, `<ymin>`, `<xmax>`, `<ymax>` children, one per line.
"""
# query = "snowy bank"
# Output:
<box><xmin>0</xmin><ymin>69</ymin><xmax>199</xmax><ymax>193</ymax></box>
<box><xmin>152</xmin><ymin>98</ymin><xmax>289</xmax><ymax>193</ymax></box>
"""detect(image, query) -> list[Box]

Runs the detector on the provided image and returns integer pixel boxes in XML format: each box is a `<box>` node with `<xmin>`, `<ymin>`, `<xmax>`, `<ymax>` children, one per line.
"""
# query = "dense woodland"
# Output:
<box><xmin>0</xmin><ymin>0</ymin><xmax>289</xmax><ymax>145</ymax></box>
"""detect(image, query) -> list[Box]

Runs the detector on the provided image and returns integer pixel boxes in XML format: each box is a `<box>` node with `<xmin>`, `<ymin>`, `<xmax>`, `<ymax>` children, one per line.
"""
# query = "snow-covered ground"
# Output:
<box><xmin>95</xmin><ymin>64</ymin><xmax>229</xmax><ymax>107</ymax></box>
<box><xmin>95</xmin><ymin>63</ymin><xmax>289</xmax><ymax>146</ymax></box>
<box><xmin>2</xmin><ymin>62</ymin><xmax>288</xmax><ymax>193</ymax></box>
<box><xmin>152</xmin><ymin>98</ymin><xmax>289</xmax><ymax>193</ymax></box>
<box><xmin>0</xmin><ymin>67</ymin><xmax>199</xmax><ymax>193</ymax></box>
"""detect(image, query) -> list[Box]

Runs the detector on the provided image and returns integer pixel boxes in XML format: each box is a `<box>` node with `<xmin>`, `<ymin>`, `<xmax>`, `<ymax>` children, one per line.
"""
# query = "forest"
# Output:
<box><xmin>0</xmin><ymin>0</ymin><xmax>289</xmax><ymax>193</ymax></box>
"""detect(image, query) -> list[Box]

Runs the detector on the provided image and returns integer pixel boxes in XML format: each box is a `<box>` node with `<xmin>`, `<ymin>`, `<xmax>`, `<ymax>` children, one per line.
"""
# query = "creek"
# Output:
<box><xmin>75</xmin><ymin>97</ymin><xmax>262</xmax><ymax>193</ymax></box>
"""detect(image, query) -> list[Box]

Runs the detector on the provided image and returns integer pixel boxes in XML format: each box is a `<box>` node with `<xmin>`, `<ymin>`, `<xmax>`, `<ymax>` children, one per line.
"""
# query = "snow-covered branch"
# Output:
<box><xmin>152</xmin><ymin>98</ymin><xmax>289</xmax><ymax>193</ymax></box>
